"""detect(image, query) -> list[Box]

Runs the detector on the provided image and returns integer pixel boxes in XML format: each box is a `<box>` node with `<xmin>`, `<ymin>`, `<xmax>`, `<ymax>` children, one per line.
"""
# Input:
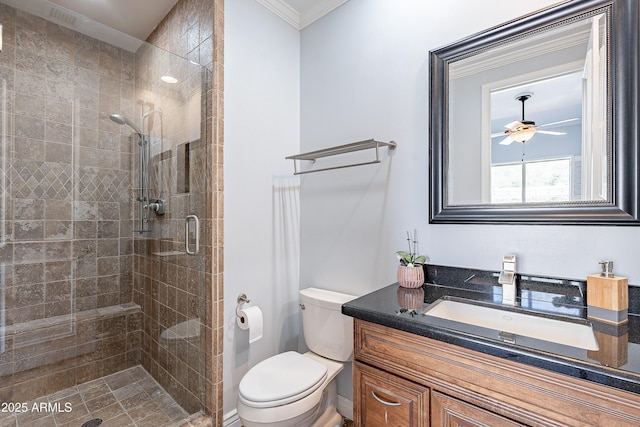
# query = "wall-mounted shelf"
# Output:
<box><xmin>286</xmin><ymin>139</ymin><xmax>396</xmax><ymax>175</ymax></box>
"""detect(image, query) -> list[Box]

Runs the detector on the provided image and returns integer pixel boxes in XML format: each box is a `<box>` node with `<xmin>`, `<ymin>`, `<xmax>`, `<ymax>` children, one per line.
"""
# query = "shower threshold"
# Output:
<box><xmin>0</xmin><ymin>366</ymin><xmax>202</xmax><ymax>427</ymax></box>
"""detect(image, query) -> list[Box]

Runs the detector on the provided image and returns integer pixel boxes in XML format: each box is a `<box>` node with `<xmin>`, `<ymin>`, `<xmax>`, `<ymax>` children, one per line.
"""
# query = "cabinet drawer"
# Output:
<box><xmin>432</xmin><ymin>391</ymin><xmax>525</xmax><ymax>427</ymax></box>
<box><xmin>354</xmin><ymin>361</ymin><xmax>429</xmax><ymax>427</ymax></box>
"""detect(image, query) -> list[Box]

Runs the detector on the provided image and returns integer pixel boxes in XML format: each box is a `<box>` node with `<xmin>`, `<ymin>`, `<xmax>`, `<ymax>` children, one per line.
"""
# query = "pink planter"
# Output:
<box><xmin>397</xmin><ymin>265</ymin><xmax>424</xmax><ymax>288</ymax></box>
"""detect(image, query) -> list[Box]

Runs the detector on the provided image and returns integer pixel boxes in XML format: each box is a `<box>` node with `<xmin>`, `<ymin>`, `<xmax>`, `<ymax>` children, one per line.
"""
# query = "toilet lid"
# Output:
<box><xmin>238</xmin><ymin>351</ymin><xmax>328</xmax><ymax>408</ymax></box>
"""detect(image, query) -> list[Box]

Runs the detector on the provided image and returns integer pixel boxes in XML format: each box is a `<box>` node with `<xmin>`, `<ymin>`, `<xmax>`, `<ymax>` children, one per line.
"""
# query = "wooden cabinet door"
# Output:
<box><xmin>431</xmin><ymin>391</ymin><xmax>525</xmax><ymax>427</ymax></box>
<box><xmin>354</xmin><ymin>361</ymin><xmax>429</xmax><ymax>427</ymax></box>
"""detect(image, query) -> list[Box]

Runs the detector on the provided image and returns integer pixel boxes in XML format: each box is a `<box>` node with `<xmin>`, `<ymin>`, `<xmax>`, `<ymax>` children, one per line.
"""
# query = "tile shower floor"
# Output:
<box><xmin>0</xmin><ymin>366</ymin><xmax>195</xmax><ymax>427</ymax></box>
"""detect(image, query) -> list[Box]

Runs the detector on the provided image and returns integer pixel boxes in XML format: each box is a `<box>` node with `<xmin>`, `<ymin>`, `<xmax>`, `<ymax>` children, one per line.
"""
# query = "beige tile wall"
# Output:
<box><xmin>0</xmin><ymin>1</ymin><xmax>140</xmax><ymax>404</ymax></box>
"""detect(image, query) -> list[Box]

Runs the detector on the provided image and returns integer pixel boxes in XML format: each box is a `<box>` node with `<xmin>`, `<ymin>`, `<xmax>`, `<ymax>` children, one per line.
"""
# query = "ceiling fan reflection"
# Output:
<box><xmin>492</xmin><ymin>93</ymin><xmax>577</xmax><ymax>145</ymax></box>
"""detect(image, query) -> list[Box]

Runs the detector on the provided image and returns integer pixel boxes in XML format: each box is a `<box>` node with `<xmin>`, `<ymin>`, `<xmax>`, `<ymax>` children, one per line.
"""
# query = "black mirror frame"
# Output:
<box><xmin>429</xmin><ymin>0</ymin><xmax>640</xmax><ymax>225</ymax></box>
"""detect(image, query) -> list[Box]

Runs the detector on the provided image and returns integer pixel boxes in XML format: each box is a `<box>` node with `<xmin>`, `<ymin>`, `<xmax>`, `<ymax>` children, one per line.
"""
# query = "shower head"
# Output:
<box><xmin>110</xmin><ymin>113</ymin><xmax>142</xmax><ymax>135</ymax></box>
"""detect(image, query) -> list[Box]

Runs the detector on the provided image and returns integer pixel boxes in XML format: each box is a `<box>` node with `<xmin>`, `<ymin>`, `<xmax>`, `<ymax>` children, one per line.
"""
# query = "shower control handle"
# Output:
<box><xmin>144</xmin><ymin>199</ymin><xmax>166</xmax><ymax>215</ymax></box>
<box><xmin>185</xmin><ymin>215</ymin><xmax>200</xmax><ymax>255</ymax></box>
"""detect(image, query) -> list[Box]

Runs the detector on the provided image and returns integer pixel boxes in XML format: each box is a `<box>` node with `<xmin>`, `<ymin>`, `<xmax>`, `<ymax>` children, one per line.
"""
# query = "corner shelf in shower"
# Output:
<box><xmin>152</xmin><ymin>250</ymin><xmax>185</xmax><ymax>257</ymax></box>
<box><xmin>286</xmin><ymin>139</ymin><xmax>396</xmax><ymax>175</ymax></box>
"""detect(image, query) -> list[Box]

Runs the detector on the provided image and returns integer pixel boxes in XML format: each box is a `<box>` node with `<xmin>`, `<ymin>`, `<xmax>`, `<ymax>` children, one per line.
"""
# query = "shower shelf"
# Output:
<box><xmin>286</xmin><ymin>139</ymin><xmax>396</xmax><ymax>175</ymax></box>
<box><xmin>153</xmin><ymin>250</ymin><xmax>185</xmax><ymax>257</ymax></box>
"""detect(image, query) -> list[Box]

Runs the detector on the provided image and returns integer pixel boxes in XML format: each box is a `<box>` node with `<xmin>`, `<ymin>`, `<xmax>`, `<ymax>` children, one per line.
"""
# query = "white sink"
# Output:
<box><xmin>423</xmin><ymin>298</ymin><xmax>599</xmax><ymax>351</ymax></box>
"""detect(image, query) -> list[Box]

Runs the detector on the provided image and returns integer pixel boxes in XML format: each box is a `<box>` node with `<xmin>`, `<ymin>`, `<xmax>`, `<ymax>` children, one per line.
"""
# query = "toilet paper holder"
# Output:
<box><xmin>236</xmin><ymin>293</ymin><xmax>250</xmax><ymax>318</ymax></box>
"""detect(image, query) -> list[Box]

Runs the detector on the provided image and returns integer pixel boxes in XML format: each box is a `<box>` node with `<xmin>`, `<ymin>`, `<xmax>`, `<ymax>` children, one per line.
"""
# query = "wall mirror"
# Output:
<box><xmin>429</xmin><ymin>0</ymin><xmax>640</xmax><ymax>224</ymax></box>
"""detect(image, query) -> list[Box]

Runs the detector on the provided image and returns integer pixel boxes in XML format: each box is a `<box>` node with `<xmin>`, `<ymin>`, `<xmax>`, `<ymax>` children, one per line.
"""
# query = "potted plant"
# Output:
<box><xmin>396</xmin><ymin>230</ymin><xmax>426</xmax><ymax>288</ymax></box>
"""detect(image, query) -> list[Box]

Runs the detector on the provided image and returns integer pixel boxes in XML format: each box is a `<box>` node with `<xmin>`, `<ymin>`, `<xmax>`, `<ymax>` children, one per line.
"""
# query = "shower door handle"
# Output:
<box><xmin>185</xmin><ymin>215</ymin><xmax>200</xmax><ymax>255</ymax></box>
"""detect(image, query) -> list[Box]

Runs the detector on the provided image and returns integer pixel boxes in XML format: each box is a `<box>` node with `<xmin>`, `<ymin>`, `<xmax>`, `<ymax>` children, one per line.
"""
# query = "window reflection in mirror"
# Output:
<box><xmin>447</xmin><ymin>12</ymin><xmax>608</xmax><ymax>206</ymax></box>
<box><xmin>491</xmin><ymin>158</ymin><xmax>572</xmax><ymax>203</ymax></box>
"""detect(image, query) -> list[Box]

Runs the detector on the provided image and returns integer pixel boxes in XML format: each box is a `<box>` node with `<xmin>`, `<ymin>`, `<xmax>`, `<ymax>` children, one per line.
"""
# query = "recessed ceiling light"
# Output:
<box><xmin>161</xmin><ymin>75</ymin><xmax>178</xmax><ymax>84</ymax></box>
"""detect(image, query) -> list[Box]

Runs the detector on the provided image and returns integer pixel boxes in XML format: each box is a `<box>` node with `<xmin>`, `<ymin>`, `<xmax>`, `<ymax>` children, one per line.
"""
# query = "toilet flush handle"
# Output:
<box><xmin>299</xmin><ymin>303</ymin><xmax>305</xmax><ymax>310</ymax></box>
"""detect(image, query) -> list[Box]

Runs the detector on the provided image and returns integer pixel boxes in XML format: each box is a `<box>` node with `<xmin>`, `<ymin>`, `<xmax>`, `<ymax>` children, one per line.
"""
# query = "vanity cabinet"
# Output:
<box><xmin>354</xmin><ymin>361</ymin><xmax>429</xmax><ymax>426</ymax></box>
<box><xmin>353</xmin><ymin>319</ymin><xmax>640</xmax><ymax>427</ymax></box>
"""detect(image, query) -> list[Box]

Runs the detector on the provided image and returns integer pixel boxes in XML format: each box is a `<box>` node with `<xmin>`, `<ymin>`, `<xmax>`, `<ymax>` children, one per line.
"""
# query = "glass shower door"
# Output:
<box><xmin>132</xmin><ymin>48</ymin><xmax>209</xmax><ymax>415</ymax></box>
<box><xmin>0</xmin><ymin>15</ymin><xmax>209</xmax><ymax>422</ymax></box>
<box><xmin>1</xmin><ymin>75</ymin><xmax>7</xmax><ymax>362</ymax></box>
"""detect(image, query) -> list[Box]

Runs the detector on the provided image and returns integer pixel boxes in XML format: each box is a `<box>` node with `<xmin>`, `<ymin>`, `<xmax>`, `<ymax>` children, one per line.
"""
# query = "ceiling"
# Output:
<box><xmin>49</xmin><ymin>0</ymin><xmax>181</xmax><ymax>41</ymax></box>
<box><xmin>2</xmin><ymin>0</ymin><xmax>347</xmax><ymax>51</ymax></box>
<box><xmin>490</xmin><ymin>72</ymin><xmax>583</xmax><ymax>131</ymax></box>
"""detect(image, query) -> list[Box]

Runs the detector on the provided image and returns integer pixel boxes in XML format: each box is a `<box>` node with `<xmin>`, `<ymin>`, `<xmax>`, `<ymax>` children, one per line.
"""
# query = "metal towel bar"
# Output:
<box><xmin>286</xmin><ymin>139</ymin><xmax>396</xmax><ymax>175</ymax></box>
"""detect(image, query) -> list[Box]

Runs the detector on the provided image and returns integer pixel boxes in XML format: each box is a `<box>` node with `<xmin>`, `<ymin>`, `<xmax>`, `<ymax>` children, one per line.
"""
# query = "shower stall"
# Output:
<box><xmin>0</xmin><ymin>2</ymin><xmax>213</xmax><ymax>425</ymax></box>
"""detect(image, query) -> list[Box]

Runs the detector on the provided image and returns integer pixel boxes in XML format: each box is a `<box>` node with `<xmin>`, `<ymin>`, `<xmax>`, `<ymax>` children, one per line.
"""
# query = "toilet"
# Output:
<box><xmin>237</xmin><ymin>287</ymin><xmax>357</xmax><ymax>427</ymax></box>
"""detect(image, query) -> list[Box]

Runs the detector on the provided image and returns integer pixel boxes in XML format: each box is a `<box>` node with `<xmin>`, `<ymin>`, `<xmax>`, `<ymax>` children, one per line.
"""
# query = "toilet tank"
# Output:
<box><xmin>299</xmin><ymin>287</ymin><xmax>358</xmax><ymax>362</ymax></box>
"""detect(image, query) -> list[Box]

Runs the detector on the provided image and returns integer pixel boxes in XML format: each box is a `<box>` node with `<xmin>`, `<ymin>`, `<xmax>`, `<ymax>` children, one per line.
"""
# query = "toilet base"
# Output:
<box><xmin>310</xmin><ymin>407</ymin><xmax>342</xmax><ymax>427</ymax></box>
<box><xmin>239</xmin><ymin>378</ymin><xmax>341</xmax><ymax>427</ymax></box>
<box><xmin>311</xmin><ymin>380</ymin><xmax>342</xmax><ymax>427</ymax></box>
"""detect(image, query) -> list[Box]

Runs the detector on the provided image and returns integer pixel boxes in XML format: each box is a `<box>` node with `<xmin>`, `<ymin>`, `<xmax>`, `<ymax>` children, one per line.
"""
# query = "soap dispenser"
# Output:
<box><xmin>587</xmin><ymin>261</ymin><xmax>628</xmax><ymax>325</ymax></box>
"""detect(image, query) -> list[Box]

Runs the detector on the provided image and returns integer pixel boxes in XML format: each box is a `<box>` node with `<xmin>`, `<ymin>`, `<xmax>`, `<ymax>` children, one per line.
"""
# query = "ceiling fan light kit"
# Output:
<box><xmin>508</xmin><ymin>125</ymin><xmax>536</xmax><ymax>143</ymax></box>
<box><xmin>500</xmin><ymin>92</ymin><xmax>545</xmax><ymax>145</ymax></box>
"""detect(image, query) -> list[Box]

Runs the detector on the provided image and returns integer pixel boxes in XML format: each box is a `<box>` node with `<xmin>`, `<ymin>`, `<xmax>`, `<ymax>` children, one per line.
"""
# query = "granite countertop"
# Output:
<box><xmin>342</xmin><ymin>264</ymin><xmax>640</xmax><ymax>395</ymax></box>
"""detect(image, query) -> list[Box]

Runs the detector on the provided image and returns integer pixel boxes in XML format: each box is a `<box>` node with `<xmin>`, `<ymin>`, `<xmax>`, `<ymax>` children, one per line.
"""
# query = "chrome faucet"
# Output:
<box><xmin>498</xmin><ymin>255</ymin><xmax>517</xmax><ymax>305</ymax></box>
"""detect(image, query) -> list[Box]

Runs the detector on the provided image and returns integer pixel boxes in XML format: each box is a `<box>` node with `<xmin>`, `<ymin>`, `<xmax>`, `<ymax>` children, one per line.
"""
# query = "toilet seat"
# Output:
<box><xmin>238</xmin><ymin>351</ymin><xmax>328</xmax><ymax>408</ymax></box>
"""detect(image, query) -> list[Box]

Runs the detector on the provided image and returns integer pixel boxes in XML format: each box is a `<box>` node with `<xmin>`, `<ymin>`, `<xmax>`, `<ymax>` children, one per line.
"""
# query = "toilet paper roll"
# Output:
<box><xmin>237</xmin><ymin>305</ymin><xmax>263</xmax><ymax>343</ymax></box>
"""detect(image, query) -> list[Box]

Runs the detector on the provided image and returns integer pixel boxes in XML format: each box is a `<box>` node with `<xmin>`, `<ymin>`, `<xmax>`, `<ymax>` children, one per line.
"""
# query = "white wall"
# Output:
<box><xmin>299</xmin><ymin>0</ymin><xmax>640</xmax><ymax>398</ymax></box>
<box><xmin>224</xmin><ymin>0</ymin><xmax>300</xmax><ymax>417</ymax></box>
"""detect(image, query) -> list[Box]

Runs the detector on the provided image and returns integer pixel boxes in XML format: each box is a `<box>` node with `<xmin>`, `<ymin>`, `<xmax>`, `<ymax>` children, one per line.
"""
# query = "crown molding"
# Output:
<box><xmin>257</xmin><ymin>0</ymin><xmax>349</xmax><ymax>30</ymax></box>
<box><xmin>449</xmin><ymin>27</ymin><xmax>591</xmax><ymax>80</ymax></box>
<box><xmin>256</xmin><ymin>0</ymin><xmax>301</xmax><ymax>29</ymax></box>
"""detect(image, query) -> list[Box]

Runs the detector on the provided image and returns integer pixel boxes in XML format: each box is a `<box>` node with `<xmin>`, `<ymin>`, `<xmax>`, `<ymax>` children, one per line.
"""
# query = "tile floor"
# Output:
<box><xmin>0</xmin><ymin>366</ymin><xmax>198</xmax><ymax>427</ymax></box>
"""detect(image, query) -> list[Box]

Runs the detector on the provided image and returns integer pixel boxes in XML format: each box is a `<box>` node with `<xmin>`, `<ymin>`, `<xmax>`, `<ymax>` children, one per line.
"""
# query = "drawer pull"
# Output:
<box><xmin>371</xmin><ymin>390</ymin><xmax>401</xmax><ymax>406</ymax></box>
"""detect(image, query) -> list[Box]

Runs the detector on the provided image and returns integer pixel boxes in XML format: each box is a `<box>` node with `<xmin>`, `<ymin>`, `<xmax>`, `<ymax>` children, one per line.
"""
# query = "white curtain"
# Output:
<box><xmin>272</xmin><ymin>175</ymin><xmax>301</xmax><ymax>352</ymax></box>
